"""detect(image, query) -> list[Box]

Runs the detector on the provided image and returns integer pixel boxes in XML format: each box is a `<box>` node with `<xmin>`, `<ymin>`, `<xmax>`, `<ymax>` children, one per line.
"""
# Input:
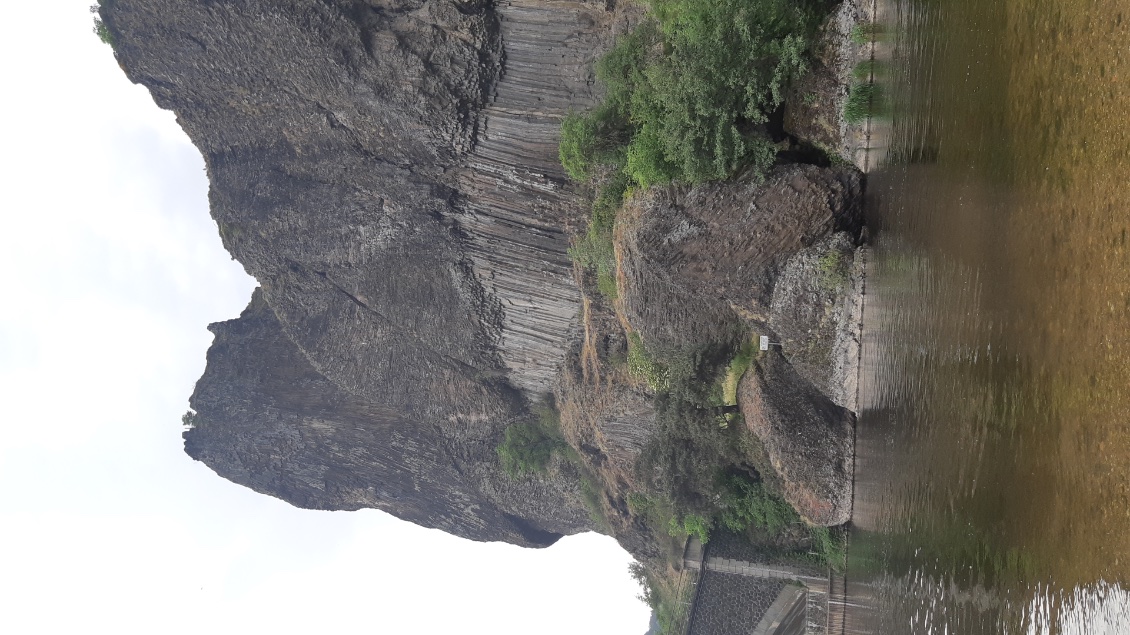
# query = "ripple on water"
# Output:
<box><xmin>845</xmin><ymin>0</ymin><xmax>1130</xmax><ymax>632</ymax></box>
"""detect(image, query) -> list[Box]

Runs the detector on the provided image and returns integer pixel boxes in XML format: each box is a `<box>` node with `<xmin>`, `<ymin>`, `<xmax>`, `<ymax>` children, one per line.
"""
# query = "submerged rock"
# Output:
<box><xmin>737</xmin><ymin>349</ymin><xmax>855</xmax><ymax>526</ymax></box>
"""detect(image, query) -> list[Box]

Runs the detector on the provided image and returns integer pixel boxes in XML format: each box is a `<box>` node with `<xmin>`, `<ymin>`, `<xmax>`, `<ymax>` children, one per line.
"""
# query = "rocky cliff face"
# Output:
<box><xmin>108</xmin><ymin>0</ymin><xmax>513</xmax><ymax>427</ymax></box>
<box><xmin>186</xmin><ymin>290</ymin><xmax>589</xmax><ymax>545</ymax></box>
<box><xmin>106</xmin><ymin>0</ymin><xmax>860</xmax><ymax>548</ymax></box>
<box><xmin>102</xmin><ymin>0</ymin><xmax>644</xmax><ymax>544</ymax></box>
<box><xmin>613</xmin><ymin>165</ymin><xmax>862</xmax><ymax>528</ymax></box>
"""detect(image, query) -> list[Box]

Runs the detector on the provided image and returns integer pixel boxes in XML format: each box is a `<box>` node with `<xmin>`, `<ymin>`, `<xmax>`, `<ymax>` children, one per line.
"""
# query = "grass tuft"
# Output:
<box><xmin>844</xmin><ymin>82</ymin><xmax>878</xmax><ymax>125</ymax></box>
<box><xmin>721</xmin><ymin>337</ymin><xmax>756</xmax><ymax>406</ymax></box>
<box><xmin>627</xmin><ymin>333</ymin><xmax>670</xmax><ymax>392</ymax></box>
<box><xmin>850</xmin><ymin>22</ymin><xmax>884</xmax><ymax>45</ymax></box>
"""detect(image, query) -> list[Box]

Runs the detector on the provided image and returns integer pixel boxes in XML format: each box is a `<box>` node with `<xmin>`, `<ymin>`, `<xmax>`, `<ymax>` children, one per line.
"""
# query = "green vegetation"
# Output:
<box><xmin>180</xmin><ymin>411</ymin><xmax>197</xmax><ymax>430</ymax></box>
<box><xmin>626</xmin><ymin>332</ymin><xmax>670</xmax><ymax>391</ymax></box>
<box><xmin>496</xmin><ymin>399</ymin><xmax>617</xmax><ymax>535</ymax></box>
<box><xmin>852</xmin><ymin>59</ymin><xmax>879</xmax><ymax>81</ymax></box>
<box><xmin>562</xmin><ymin>0</ymin><xmax>827</xmax><ymax>298</ymax></box>
<box><xmin>630</xmin><ymin>562</ymin><xmax>695</xmax><ymax>635</ymax></box>
<box><xmin>808</xmin><ymin>525</ymin><xmax>848</xmax><ymax>570</ymax></box>
<box><xmin>817</xmin><ymin>248</ymin><xmax>848</xmax><ymax>289</ymax></box>
<box><xmin>628</xmin><ymin>336</ymin><xmax>849</xmax><ymax>578</ymax></box>
<box><xmin>850</xmin><ymin>22</ymin><xmax>884</xmax><ymax>45</ymax></box>
<box><xmin>721</xmin><ymin>337</ymin><xmax>756</xmax><ymax>406</ymax></box>
<box><xmin>668</xmin><ymin>512</ymin><xmax>712</xmax><ymax>544</ymax></box>
<box><xmin>844</xmin><ymin>81</ymin><xmax>878</xmax><ymax>125</ymax></box>
<box><xmin>580</xmin><ymin>473</ymin><xmax>612</xmax><ymax>531</ymax></box>
<box><xmin>90</xmin><ymin>2</ymin><xmax>116</xmax><ymax>47</ymax></box>
<box><xmin>638</xmin><ymin>364</ymin><xmax>751</xmax><ymax>524</ymax></box>
<box><xmin>567</xmin><ymin>171</ymin><xmax>631</xmax><ymax>301</ymax></box>
<box><xmin>718</xmin><ymin>473</ymin><xmax>795</xmax><ymax>534</ymax></box>
<box><xmin>562</xmin><ymin>0</ymin><xmax>822</xmax><ymax>189</ymax></box>
<box><xmin>559</xmin><ymin>5</ymin><xmax>854</xmax><ymax>622</ymax></box>
<box><xmin>496</xmin><ymin>398</ymin><xmax>569</xmax><ymax>477</ymax></box>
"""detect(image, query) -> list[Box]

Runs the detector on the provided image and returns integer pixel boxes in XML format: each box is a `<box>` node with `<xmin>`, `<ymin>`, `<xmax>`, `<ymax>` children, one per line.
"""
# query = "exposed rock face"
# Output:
<box><xmin>186</xmin><ymin>290</ymin><xmax>592</xmax><ymax>546</ymax></box>
<box><xmin>100</xmin><ymin>0</ymin><xmax>647</xmax><ymax>543</ymax></box>
<box><xmin>617</xmin><ymin>165</ymin><xmax>862</xmax><ymax>354</ymax></box>
<box><xmin>108</xmin><ymin>0</ymin><xmax>515</xmax><ymax>426</ymax></box>
<box><xmin>454</xmin><ymin>0</ymin><xmax>643</xmax><ymax>394</ymax></box>
<box><xmin>737</xmin><ymin>349</ymin><xmax>855</xmax><ymax>526</ymax></box>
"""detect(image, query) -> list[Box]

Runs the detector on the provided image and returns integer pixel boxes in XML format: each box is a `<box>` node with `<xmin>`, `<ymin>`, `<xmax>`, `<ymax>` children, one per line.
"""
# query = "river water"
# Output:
<box><xmin>846</xmin><ymin>0</ymin><xmax>1130</xmax><ymax>632</ymax></box>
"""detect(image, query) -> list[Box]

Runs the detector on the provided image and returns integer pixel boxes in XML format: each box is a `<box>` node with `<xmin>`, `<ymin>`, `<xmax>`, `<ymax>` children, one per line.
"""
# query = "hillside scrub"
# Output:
<box><xmin>561</xmin><ymin>0</ymin><xmax>826</xmax><ymax>189</ymax></box>
<box><xmin>628</xmin><ymin>337</ymin><xmax>847</xmax><ymax>566</ymax></box>
<box><xmin>562</xmin><ymin>0</ymin><xmax>828</xmax><ymax>298</ymax></box>
<box><xmin>567</xmin><ymin>171</ymin><xmax>631</xmax><ymax>301</ymax></box>
<box><xmin>496</xmin><ymin>398</ymin><xmax>570</xmax><ymax>477</ymax></box>
<box><xmin>634</xmin><ymin>343</ymin><xmax>756</xmax><ymax>524</ymax></box>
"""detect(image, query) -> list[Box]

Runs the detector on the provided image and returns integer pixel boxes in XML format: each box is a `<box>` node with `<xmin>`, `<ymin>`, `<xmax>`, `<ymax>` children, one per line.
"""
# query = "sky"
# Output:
<box><xmin>0</xmin><ymin>4</ymin><xmax>650</xmax><ymax>633</ymax></box>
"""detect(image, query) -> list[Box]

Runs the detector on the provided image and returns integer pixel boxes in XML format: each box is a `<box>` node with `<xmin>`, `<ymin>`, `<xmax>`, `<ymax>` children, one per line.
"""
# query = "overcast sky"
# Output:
<box><xmin>0</xmin><ymin>4</ymin><xmax>649</xmax><ymax>633</ymax></box>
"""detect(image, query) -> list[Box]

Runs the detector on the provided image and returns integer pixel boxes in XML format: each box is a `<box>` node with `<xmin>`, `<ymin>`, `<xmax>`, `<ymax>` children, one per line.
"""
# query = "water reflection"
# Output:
<box><xmin>847</xmin><ymin>0</ymin><xmax>1130</xmax><ymax>632</ymax></box>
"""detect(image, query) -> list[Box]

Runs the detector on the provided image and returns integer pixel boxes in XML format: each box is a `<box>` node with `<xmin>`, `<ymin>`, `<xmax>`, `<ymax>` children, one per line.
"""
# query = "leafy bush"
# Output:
<box><xmin>718</xmin><ymin>473</ymin><xmax>797</xmax><ymax>533</ymax></box>
<box><xmin>639</xmin><ymin>391</ymin><xmax>742</xmax><ymax>512</ymax></box>
<box><xmin>809</xmin><ymin>525</ymin><xmax>848</xmax><ymax>570</ymax></box>
<box><xmin>562</xmin><ymin>0</ymin><xmax>821</xmax><ymax>189</ymax></box>
<box><xmin>560</xmin><ymin>111</ymin><xmax>628</xmax><ymax>182</ymax></box>
<box><xmin>562</xmin><ymin>1</ymin><xmax>824</xmax><ymax>295</ymax></box>
<box><xmin>180</xmin><ymin>411</ymin><xmax>197</xmax><ymax>430</ymax></box>
<box><xmin>668</xmin><ymin>512</ymin><xmax>713</xmax><ymax>544</ymax></box>
<box><xmin>496</xmin><ymin>399</ymin><xmax>568</xmax><ymax>477</ymax></box>
<box><xmin>567</xmin><ymin>172</ymin><xmax>630</xmax><ymax>301</ymax></box>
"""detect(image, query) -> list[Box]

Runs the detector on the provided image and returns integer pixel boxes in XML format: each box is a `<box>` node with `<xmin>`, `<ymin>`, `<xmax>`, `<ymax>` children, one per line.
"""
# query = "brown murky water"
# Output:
<box><xmin>847</xmin><ymin>0</ymin><xmax>1130</xmax><ymax>632</ymax></box>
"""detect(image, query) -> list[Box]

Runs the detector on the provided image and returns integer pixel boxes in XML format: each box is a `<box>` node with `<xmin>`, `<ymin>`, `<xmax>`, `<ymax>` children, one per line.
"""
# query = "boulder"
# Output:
<box><xmin>617</xmin><ymin>164</ymin><xmax>861</xmax><ymax>355</ymax></box>
<box><xmin>769</xmin><ymin>232</ymin><xmax>866</xmax><ymax>411</ymax></box>
<box><xmin>737</xmin><ymin>349</ymin><xmax>854</xmax><ymax>526</ymax></box>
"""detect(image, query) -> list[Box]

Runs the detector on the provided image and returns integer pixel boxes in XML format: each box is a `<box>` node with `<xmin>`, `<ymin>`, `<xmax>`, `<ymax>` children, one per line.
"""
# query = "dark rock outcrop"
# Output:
<box><xmin>737</xmin><ymin>349</ymin><xmax>854</xmax><ymax>526</ymax></box>
<box><xmin>107</xmin><ymin>0</ymin><xmax>517</xmax><ymax>426</ymax></box>
<box><xmin>186</xmin><ymin>290</ymin><xmax>591</xmax><ymax>546</ymax></box>
<box><xmin>99</xmin><ymin>0</ymin><xmax>646</xmax><ymax>544</ymax></box>
<box><xmin>617</xmin><ymin>164</ymin><xmax>862</xmax><ymax>354</ymax></box>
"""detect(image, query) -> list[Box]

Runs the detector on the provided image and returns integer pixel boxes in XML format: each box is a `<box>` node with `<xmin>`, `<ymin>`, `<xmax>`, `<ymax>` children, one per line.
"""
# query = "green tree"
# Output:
<box><xmin>90</xmin><ymin>3</ymin><xmax>116</xmax><ymax>47</ymax></box>
<box><xmin>496</xmin><ymin>398</ymin><xmax>569</xmax><ymax>477</ymax></box>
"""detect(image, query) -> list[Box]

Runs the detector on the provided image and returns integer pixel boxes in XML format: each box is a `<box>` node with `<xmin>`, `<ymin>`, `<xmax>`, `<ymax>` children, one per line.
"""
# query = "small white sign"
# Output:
<box><xmin>759</xmin><ymin>336</ymin><xmax>769</xmax><ymax>351</ymax></box>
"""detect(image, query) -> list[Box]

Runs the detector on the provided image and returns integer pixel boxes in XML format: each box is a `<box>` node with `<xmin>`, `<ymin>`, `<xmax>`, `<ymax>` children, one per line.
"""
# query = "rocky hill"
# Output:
<box><xmin>102</xmin><ymin>0</ymin><xmax>863</xmax><ymax>553</ymax></box>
